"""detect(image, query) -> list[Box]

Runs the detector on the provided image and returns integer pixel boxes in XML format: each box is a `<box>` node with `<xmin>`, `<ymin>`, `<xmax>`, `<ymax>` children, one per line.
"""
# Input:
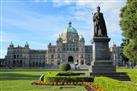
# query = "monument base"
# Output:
<box><xmin>89</xmin><ymin>37</ymin><xmax>130</xmax><ymax>81</ymax></box>
<box><xmin>91</xmin><ymin>60</ymin><xmax>116</xmax><ymax>73</ymax></box>
<box><xmin>91</xmin><ymin>37</ymin><xmax>116</xmax><ymax>73</ymax></box>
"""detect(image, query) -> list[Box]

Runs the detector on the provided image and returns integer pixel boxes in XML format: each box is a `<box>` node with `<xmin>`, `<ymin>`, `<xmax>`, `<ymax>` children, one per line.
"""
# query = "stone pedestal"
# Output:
<box><xmin>92</xmin><ymin>37</ymin><xmax>110</xmax><ymax>61</ymax></box>
<box><xmin>88</xmin><ymin>37</ymin><xmax>130</xmax><ymax>81</ymax></box>
<box><xmin>91</xmin><ymin>37</ymin><xmax>116</xmax><ymax>73</ymax></box>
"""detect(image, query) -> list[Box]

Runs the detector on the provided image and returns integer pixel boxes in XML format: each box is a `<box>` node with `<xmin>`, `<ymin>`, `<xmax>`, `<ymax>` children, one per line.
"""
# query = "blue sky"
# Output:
<box><xmin>0</xmin><ymin>0</ymin><xmax>126</xmax><ymax>58</ymax></box>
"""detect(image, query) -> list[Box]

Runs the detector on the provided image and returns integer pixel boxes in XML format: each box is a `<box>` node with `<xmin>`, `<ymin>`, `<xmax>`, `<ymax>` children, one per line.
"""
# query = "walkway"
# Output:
<box><xmin>83</xmin><ymin>84</ymin><xmax>95</xmax><ymax>91</ymax></box>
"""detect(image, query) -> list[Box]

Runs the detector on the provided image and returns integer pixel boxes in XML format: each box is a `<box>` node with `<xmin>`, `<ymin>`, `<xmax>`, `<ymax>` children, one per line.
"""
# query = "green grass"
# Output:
<box><xmin>94</xmin><ymin>77</ymin><xmax>137</xmax><ymax>91</ymax></box>
<box><xmin>1</xmin><ymin>68</ymin><xmax>137</xmax><ymax>91</ymax></box>
<box><xmin>117</xmin><ymin>68</ymin><xmax>137</xmax><ymax>84</ymax></box>
<box><xmin>93</xmin><ymin>68</ymin><xmax>137</xmax><ymax>91</ymax></box>
<box><xmin>0</xmin><ymin>69</ymin><xmax>86</xmax><ymax>91</ymax></box>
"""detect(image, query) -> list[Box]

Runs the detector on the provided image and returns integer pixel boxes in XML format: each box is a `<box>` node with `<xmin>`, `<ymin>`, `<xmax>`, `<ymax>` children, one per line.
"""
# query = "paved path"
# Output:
<box><xmin>83</xmin><ymin>84</ymin><xmax>95</xmax><ymax>91</ymax></box>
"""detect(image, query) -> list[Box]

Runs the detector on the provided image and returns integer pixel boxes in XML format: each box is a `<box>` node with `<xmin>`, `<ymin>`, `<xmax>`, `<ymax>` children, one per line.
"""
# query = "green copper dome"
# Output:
<box><xmin>66</xmin><ymin>22</ymin><xmax>77</xmax><ymax>33</ymax></box>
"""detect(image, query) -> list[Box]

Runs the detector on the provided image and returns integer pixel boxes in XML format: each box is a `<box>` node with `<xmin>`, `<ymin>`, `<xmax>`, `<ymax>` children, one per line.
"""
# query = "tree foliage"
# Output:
<box><xmin>60</xmin><ymin>63</ymin><xmax>71</xmax><ymax>71</ymax></box>
<box><xmin>120</xmin><ymin>39</ymin><xmax>129</xmax><ymax>63</ymax></box>
<box><xmin>120</xmin><ymin>0</ymin><xmax>137</xmax><ymax>62</ymax></box>
<box><xmin>123</xmin><ymin>39</ymin><xmax>137</xmax><ymax>62</ymax></box>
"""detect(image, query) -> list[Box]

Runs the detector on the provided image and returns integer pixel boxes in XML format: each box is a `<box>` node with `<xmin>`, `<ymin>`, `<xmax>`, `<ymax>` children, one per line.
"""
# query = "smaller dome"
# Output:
<box><xmin>9</xmin><ymin>41</ymin><xmax>14</xmax><ymax>48</ymax></box>
<box><xmin>66</xmin><ymin>22</ymin><xmax>77</xmax><ymax>33</ymax></box>
<box><xmin>112</xmin><ymin>42</ymin><xmax>116</xmax><ymax>48</ymax></box>
<box><xmin>25</xmin><ymin>41</ymin><xmax>29</xmax><ymax>48</ymax></box>
<box><xmin>79</xmin><ymin>35</ymin><xmax>85</xmax><ymax>42</ymax></box>
<box><xmin>57</xmin><ymin>36</ymin><xmax>62</xmax><ymax>42</ymax></box>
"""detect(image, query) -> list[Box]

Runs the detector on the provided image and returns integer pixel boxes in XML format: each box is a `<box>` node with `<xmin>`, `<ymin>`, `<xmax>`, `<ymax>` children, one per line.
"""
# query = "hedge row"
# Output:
<box><xmin>56</xmin><ymin>72</ymin><xmax>85</xmax><ymax>76</ymax></box>
<box><xmin>94</xmin><ymin>77</ymin><xmax>137</xmax><ymax>91</ymax></box>
<box><xmin>44</xmin><ymin>76</ymin><xmax>94</xmax><ymax>83</ymax></box>
<box><xmin>46</xmin><ymin>72</ymin><xmax>59</xmax><ymax>76</ymax></box>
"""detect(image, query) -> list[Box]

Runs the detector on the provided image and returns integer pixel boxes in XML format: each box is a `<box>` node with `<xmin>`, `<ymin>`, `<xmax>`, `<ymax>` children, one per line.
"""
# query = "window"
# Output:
<box><xmin>13</xmin><ymin>60</ymin><xmax>15</xmax><ymax>64</ymax></box>
<box><xmin>17</xmin><ymin>55</ymin><xmax>19</xmax><ymax>58</ymax></box>
<box><xmin>51</xmin><ymin>55</ymin><xmax>54</xmax><ymax>59</ymax></box>
<box><xmin>17</xmin><ymin>60</ymin><xmax>18</xmax><ymax>63</ymax></box>
<box><xmin>73</xmin><ymin>48</ymin><xmax>75</xmax><ymax>51</ymax></box>
<box><xmin>81</xmin><ymin>55</ymin><xmax>83</xmax><ymax>58</ymax></box>
<box><xmin>57</xmin><ymin>61</ymin><xmax>60</xmax><ymax>65</ymax></box>
<box><xmin>14</xmin><ymin>55</ymin><xmax>16</xmax><ymax>59</ymax></box>
<box><xmin>58</xmin><ymin>54</ymin><xmax>60</xmax><ymax>58</ymax></box>
<box><xmin>20</xmin><ymin>60</ymin><xmax>22</xmax><ymax>64</ymax></box>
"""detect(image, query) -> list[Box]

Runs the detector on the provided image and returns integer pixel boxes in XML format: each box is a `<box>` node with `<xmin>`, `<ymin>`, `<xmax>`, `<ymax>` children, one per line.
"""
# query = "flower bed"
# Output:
<box><xmin>83</xmin><ymin>82</ymin><xmax>106</xmax><ymax>91</ymax></box>
<box><xmin>32</xmin><ymin>81</ymin><xmax>106</xmax><ymax>91</ymax></box>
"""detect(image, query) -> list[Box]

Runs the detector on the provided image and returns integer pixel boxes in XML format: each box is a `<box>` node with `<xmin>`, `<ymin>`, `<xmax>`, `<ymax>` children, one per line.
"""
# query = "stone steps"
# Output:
<box><xmin>93</xmin><ymin>61</ymin><xmax>113</xmax><ymax>66</ymax></box>
<box><xmin>89</xmin><ymin>72</ymin><xmax>131</xmax><ymax>81</ymax></box>
<box><xmin>92</xmin><ymin>65</ymin><xmax>116</xmax><ymax>73</ymax></box>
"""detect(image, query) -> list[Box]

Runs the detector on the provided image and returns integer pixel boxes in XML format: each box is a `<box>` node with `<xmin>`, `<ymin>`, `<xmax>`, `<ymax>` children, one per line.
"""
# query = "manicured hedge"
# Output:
<box><xmin>44</xmin><ymin>76</ymin><xmax>94</xmax><ymax>83</ymax></box>
<box><xmin>94</xmin><ymin>77</ymin><xmax>137</xmax><ymax>91</ymax></box>
<box><xmin>57</xmin><ymin>72</ymin><xmax>85</xmax><ymax>76</ymax></box>
<box><xmin>46</xmin><ymin>72</ymin><xmax>59</xmax><ymax>76</ymax></box>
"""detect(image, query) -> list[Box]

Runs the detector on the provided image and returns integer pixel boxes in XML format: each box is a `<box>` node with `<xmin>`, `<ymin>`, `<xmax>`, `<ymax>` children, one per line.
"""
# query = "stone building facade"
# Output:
<box><xmin>110</xmin><ymin>43</ymin><xmax>123</xmax><ymax>67</ymax></box>
<box><xmin>4</xmin><ymin>22</ymin><xmax>92</xmax><ymax>68</ymax></box>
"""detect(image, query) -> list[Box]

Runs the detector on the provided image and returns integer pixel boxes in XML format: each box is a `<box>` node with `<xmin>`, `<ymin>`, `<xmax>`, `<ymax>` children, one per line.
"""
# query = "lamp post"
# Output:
<box><xmin>74</xmin><ymin>61</ymin><xmax>78</xmax><ymax>70</ymax></box>
<box><xmin>113</xmin><ymin>45</ymin><xmax>116</xmax><ymax>67</ymax></box>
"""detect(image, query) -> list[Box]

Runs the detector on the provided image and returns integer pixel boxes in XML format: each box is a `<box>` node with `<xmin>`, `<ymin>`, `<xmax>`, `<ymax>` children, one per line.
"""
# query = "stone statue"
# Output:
<box><xmin>93</xmin><ymin>6</ymin><xmax>107</xmax><ymax>37</ymax></box>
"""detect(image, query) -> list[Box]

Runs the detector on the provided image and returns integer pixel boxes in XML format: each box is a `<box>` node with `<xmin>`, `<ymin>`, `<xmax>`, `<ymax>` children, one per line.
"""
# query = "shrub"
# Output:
<box><xmin>57</xmin><ymin>72</ymin><xmax>85</xmax><ymax>76</ymax></box>
<box><xmin>60</xmin><ymin>63</ymin><xmax>71</xmax><ymax>71</ymax></box>
<box><xmin>46</xmin><ymin>72</ymin><xmax>59</xmax><ymax>76</ymax></box>
<box><xmin>44</xmin><ymin>76</ymin><xmax>94</xmax><ymax>83</ymax></box>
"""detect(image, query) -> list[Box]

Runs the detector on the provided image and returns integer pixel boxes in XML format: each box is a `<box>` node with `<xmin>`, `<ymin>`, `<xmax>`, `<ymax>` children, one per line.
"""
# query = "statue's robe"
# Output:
<box><xmin>93</xmin><ymin>12</ymin><xmax>107</xmax><ymax>37</ymax></box>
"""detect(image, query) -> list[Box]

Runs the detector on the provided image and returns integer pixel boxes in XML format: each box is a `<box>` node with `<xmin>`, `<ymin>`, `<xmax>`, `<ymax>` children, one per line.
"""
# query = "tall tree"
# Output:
<box><xmin>120</xmin><ymin>39</ymin><xmax>129</xmax><ymax>64</ymax></box>
<box><xmin>120</xmin><ymin>0</ymin><xmax>137</xmax><ymax>62</ymax></box>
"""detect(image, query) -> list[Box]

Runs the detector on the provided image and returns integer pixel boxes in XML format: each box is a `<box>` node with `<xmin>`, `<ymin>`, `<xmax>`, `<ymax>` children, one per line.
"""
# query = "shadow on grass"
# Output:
<box><xmin>0</xmin><ymin>73</ymin><xmax>40</xmax><ymax>81</ymax></box>
<box><xmin>0</xmin><ymin>69</ymin><xmax>59</xmax><ymax>72</ymax></box>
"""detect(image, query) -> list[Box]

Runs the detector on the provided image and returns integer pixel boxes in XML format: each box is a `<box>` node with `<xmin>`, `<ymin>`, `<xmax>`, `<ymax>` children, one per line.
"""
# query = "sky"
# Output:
<box><xmin>0</xmin><ymin>0</ymin><xmax>126</xmax><ymax>58</ymax></box>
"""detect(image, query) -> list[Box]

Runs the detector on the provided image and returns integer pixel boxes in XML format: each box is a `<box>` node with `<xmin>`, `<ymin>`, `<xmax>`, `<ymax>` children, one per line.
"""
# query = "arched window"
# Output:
<box><xmin>68</xmin><ymin>56</ymin><xmax>74</xmax><ymax>64</ymax></box>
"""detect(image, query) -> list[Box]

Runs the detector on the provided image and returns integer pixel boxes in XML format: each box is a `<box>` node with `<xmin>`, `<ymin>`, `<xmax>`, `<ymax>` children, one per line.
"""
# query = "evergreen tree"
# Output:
<box><xmin>120</xmin><ymin>39</ymin><xmax>129</xmax><ymax>64</ymax></box>
<box><xmin>120</xmin><ymin>0</ymin><xmax>137</xmax><ymax>62</ymax></box>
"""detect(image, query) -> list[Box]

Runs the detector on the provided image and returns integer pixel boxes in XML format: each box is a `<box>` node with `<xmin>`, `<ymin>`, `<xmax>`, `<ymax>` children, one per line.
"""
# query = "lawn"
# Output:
<box><xmin>93</xmin><ymin>68</ymin><xmax>137</xmax><ymax>91</ymax></box>
<box><xmin>1</xmin><ymin>68</ymin><xmax>137</xmax><ymax>91</ymax></box>
<box><xmin>117</xmin><ymin>68</ymin><xmax>137</xmax><ymax>84</ymax></box>
<box><xmin>0</xmin><ymin>69</ymin><xmax>86</xmax><ymax>91</ymax></box>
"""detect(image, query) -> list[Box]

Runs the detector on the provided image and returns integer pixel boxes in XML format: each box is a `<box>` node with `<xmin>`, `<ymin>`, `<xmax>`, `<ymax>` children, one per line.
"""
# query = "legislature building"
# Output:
<box><xmin>0</xmin><ymin>22</ymin><xmax>124</xmax><ymax>69</ymax></box>
<box><xmin>3</xmin><ymin>22</ymin><xmax>92</xmax><ymax>69</ymax></box>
